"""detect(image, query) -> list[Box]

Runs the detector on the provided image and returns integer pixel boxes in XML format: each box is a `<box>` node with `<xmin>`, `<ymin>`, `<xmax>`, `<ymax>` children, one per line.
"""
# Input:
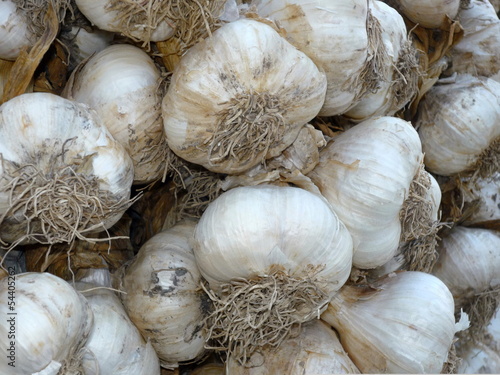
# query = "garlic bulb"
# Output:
<box><xmin>226</xmin><ymin>320</ymin><xmax>360</xmax><ymax>374</ymax></box>
<box><xmin>385</xmin><ymin>0</ymin><xmax>461</xmax><ymax>28</ymax></box>
<box><xmin>0</xmin><ymin>272</ymin><xmax>93</xmax><ymax>374</ymax></box>
<box><xmin>0</xmin><ymin>92</ymin><xmax>134</xmax><ymax>247</ymax></box>
<box><xmin>194</xmin><ymin>184</ymin><xmax>353</xmax><ymax>362</ymax></box>
<box><xmin>307</xmin><ymin>116</ymin><xmax>425</xmax><ymax>269</ymax></box>
<box><xmin>321</xmin><ymin>271</ymin><xmax>468</xmax><ymax>374</ymax></box>
<box><xmin>459</xmin><ymin>171</ymin><xmax>500</xmax><ymax>226</ymax></box>
<box><xmin>162</xmin><ymin>18</ymin><xmax>327</xmax><ymax>174</ymax></box>
<box><xmin>458</xmin><ymin>341</ymin><xmax>500</xmax><ymax>374</ymax></box>
<box><xmin>416</xmin><ymin>73</ymin><xmax>500</xmax><ymax>177</ymax></box>
<box><xmin>75</xmin><ymin>279</ymin><xmax>161</xmax><ymax>375</ymax></box>
<box><xmin>343</xmin><ymin>0</ymin><xmax>419</xmax><ymax>121</ymax></box>
<box><xmin>64</xmin><ymin>44</ymin><xmax>167</xmax><ymax>184</ymax></box>
<box><xmin>432</xmin><ymin>226</ymin><xmax>500</xmax><ymax>339</ymax></box>
<box><xmin>116</xmin><ymin>220</ymin><xmax>209</xmax><ymax>368</ymax></box>
<box><xmin>74</xmin><ymin>0</ymin><xmax>175</xmax><ymax>44</ymax></box>
<box><xmin>446</xmin><ymin>0</ymin><xmax>500</xmax><ymax>81</ymax></box>
<box><xmin>0</xmin><ymin>0</ymin><xmax>32</xmax><ymax>60</ymax></box>
<box><xmin>253</xmin><ymin>0</ymin><xmax>378</xmax><ymax>116</ymax></box>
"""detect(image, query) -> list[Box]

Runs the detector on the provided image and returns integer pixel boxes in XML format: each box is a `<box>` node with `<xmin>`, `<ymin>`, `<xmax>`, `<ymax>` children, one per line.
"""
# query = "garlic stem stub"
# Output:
<box><xmin>321</xmin><ymin>271</ymin><xmax>468</xmax><ymax>374</ymax></box>
<box><xmin>116</xmin><ymin>220</ymin><xmax>209</xmax><ymax>368</ymax></box>
<box><xmin>162</xmin><ymin>18</ymin><xmax>327</xmax><ymax>174</ymax></box>
<box><xmin>226</xmin><ymin>319</ymin><xmax>360</xmax><ymax>374</ymax></box>
<box><xmin>0</xmin><ymin>92</ymin><xmax>134</xmax><ymax>247</ymax></box>
<box><xmin>253</xmin><ymin>0</ymin><xmax>376</xmax><ymax>117</ymax></box>
<box><xmin>194</xmin><ymin>184</ymin><xmax>353</xmax><ymax>363</ymax></box>
<box><xmin>416</xmin><ymin>73</ymin><xmax>500</xmax><ymax>177</ymax></box>
<box><xmin>0</xmin><ymin>272</ymin><xmax>93</xmax><ymax>375</ymax></box>
<box><xmin>307</xmin><ymin>116</ymin><xmax>424</xmax><ymax>269</ymax></box>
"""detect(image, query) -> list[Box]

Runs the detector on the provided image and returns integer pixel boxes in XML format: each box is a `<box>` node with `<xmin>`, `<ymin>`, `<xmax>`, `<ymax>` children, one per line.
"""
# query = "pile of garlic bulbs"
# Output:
<box><xmin>0</xmin><ymin>0</ymin><xmax>499</xmax><ymax>374</ymax></box>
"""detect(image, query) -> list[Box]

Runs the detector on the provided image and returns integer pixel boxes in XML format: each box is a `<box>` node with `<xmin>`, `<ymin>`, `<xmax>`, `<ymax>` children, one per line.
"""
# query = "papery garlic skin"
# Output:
<box><xmin>458</xmin><ymin>341</ymin><xmax>500</xmax><ymax>374</ymax></box>
<box><xmin>117</xmin><ymin>221</ymin><xmax>208</xmax><ymax>368</ymax></box>
<box><xmin>75</xmin><ymin>282</ymin><xmax>161</xmax><ymax>375</ymax></box>
<box><xmin>0</xmin><ymin>0</ymin><xmax>33</xmax><ymax>60</ymax></box>
<box><xmin>459</xmin><ymin>171</ymin><xmax>500</xmax><ymax>226</ymax></box>
<box><xmin>64</xmin><ymin>44</ymin><xmax>166</xmax><ymax>184</ymax></box>
<box><xmin>74</xmin><ymin>0</ymin><xmax>175</xmax><ymax>43</ymax></box>
<box><xmin>194</xmin><ymin>185</ymin><xmax>353</xmax><ymax>293</ymax></box>
<box><xmin>226</xmin><ymin>320</ymin><xmax>360</xmax><ymax>374</ymax></box>
<box><xmin>253</xmin><ymin>0</ymin><xmax>370</xmax><ymax>116</ymax></box>
<box><xmin>0</xmin><ymin>273</ymin><xmax>93</xmax><ymax>375</ymax></box>
<box><xmin>307</xmin><ymin>116</ymin><xmax>423</xmax><ymax>269</ymax></box>
<box><xmin>432</xmin><ymin>226</ymin><xmax>500</xmax><ymax>306</ymax></box>
<box><xmin>321</xmin><ymin>271</ymin><xmax>460</xmax><ymax>374</ymax></box>
<box><xmin>388</xmin><ymin>0</ymin><xmax>461</xmax><ymax>28</ymax></box>
<box><xmin>416</xmin><ymin>74</ymin><xmax>500</xmax><ymax>176</ymax></box>
<box><xmin>162</xmin><ymin>18</ymin><xmax>327</xmax><ymax>174</ymax></box>
<box><xmin>446</xmin><ymin>0</ymin><xmax>500</xmax><ymax>81</ymax></box>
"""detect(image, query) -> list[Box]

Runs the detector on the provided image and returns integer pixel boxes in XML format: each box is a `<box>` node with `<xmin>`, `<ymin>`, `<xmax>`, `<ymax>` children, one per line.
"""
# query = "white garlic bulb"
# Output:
<box><xmin>432</xmin><ymin>226</ymin><xmax>500</xmax><ymax>338</ymax></box>
<box><xmin>194</xmin><ymin>184</ymin><xmax>353</xmax><ymax>362</ymax></box>
<box><xmin>321</xmin><ymin>271</ymin><xmax>468</xmax><ymax>374</ymax></box>
<box><xmin>162</xmin><ymin>18</ymin><xmax>327</xmax><ymax>174</ymax></box>
<box><xmin>459</xmin><ymin>171</ymin><xmax>500</xmax><ymax>226</ymax></box>
<box><xmin>116</xmin><ymin>220</ymin><xmax>209</xmax><ymax>368</ymax></box>
<box><xmin>75</xmin><ymin>280</ymin><xmax>161</xmax><ymax>375</ymax></box>
<box><xmin>386</xmin><ymin>0</ymin><xmax>461</xmax><ymax>28</ymax></box>
<box><xmin>416</xmin><ymin>73</ymin><xmax>500</xmax><ymax>176</ymax></box>
<box><xmin>74</xmin><ymin>0</ymin><xmax>175</xmax><ymax>44</ymax></box>
<box><xmin>307</xmin><ymin>116</ymin><xmax>424</xmax><ymax>269</ymax></box>
<box><xmin>64</xmin><ymin>44</ymin><xmax>167</xmax><ymax>184</ymax></box>
<box><xmin>0</xmin><ymin>0</ymin><xmax>32</xmax><ymax>60</ymax></box>
<box><xmin>226</xmin><ymin>320</ymin><xmax>360</xmax><ymax>374</ymax></box>
<box><xmin>458</xmin><ymin>341</ymin><xmax>500</xmax><ymax>374</ymax></box>
<box><xmin>0</xmin><ymin>92</ymin><xmax>134</xmax><ymax>247</ymax></box>
<box><xmin>0</xmin><ymin>272</ymin><xmax>93</xmax><ymax>374</ymax></box>
<box><xmin>446</xmin><ymin>0</ymin><xmax>500</xmax><ymax>81</ymax></box>
<box><xmin>253</xmin><ymin>0</ymin><xmax>376</xmax><ymax>116</ymax></box>
<box><xmin>343</xmin><ymin>0</ymin><xmax>419</xmax><ymax>121</ymax></box>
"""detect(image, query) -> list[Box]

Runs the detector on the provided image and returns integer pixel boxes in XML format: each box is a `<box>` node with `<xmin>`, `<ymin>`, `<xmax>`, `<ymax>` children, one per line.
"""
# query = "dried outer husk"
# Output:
<box><xmin>115</xmin><ymin>220</ymin><xmax>210</xmax><ymax>369</ymax></box>
<box><xmin>0</xmin><ymin>272</ymin><xmax>93</xmax><ymax>374</ymax></box>
<box><xmin>253</xmin><ymin>0</ymin><xmax>382</xmax><ymax>117</ymax></box>
<box><xmin>63</xmin><ymin>44</ymin><xmax>169</xmax><ymax>184</ymax></box>
<box><xmin>307</xmin><ymin>116</ymin><xmax>424</xmax><ymax>270</ymax></box>
<box><xmin>445</xmin><ymin>0</ymin><xmax>500</xmax><ymax>82</ymax></box>
<box><xmin>415</xmin><ymin>73</ymin><xmax>500</xmax><ymax>177</ymax></box>
<box><xmin>75</xmin><ymin>276</ymin><xmax>161</xmax><ymax>375</ymax></box>
<box><xmin>321</xmin><ymin>271</ymin><xmax>469</xmax><ymax>374</ymax></box>
<box><xmin>343</xmin><ymin>0</ymin><xmax>420</xmax><ymax>122</ymax></box>
<box><xmin>226</xmin><ymin>320</ymin><xmax>360</xmax><ymax>374</ymax></box>
<box><xmin>23</xmin><ymin>214</ymin><xmax>135</xmax><ymax>281</ymax></box>
<box><xmin>383</xmin><ymin>0</ymin><xmax>461</xmax><ymax>29</ymax></box>
<box><xmin>432</xmin><ymin>226</ymin><xmax>500</xmax><ymax>342</ymax></box>
<box><xmin>0</xmin><ymin>92</ymin><xmax>135</xmax><ymax>248</ymax></box>
<box><xmin>162</xmin><ymin>18</ymin><xmax>327</xmax><ymax>174</ymax></box>
<box><xmin>194</xmin><ymin>185</ymin><xmax>353</xmax><ymax>364</ymax></box>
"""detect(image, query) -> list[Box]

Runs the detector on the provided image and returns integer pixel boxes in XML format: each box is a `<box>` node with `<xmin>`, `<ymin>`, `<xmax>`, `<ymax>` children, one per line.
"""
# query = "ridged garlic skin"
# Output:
<box><xmin>194</xmin><ymin>185</ymin><xmax>353</xmax><ymax>294</ymax></box>
<box><xmin>74</xmin><ymin>0</ymin><xmax>174</xmax><ymax>42</ymax></box>
<box><xmin>118</xmin><ymin>221</ymin><xmax>208</xmax><ymax>368</ymax></box>
<box><xmin>0</xmin><ymin>0</ymin><xmax>32</xmax><ymax>60</ymax></box>
<box><xmin>226</xmin><ymin>320</ymin><xmax>360</xmax><ymax>374</ymax></box>
<box><xmin>253</xmin><ymin>0</ymin><xmax>369</xmax><ymax>116</ymax></box>
<box><xmin>162</xmin><ymin>18</ymin><xmax>327</xmax><ymax>174</ymax></box>
<box><xmin>389</xmin><ymin>0</ymin><xmax>461</xmax><ymax>28</ymax></box>
<box><xmin>75</xmin><ymin>283</ymin><xmax>161</xmax><ymax>375</ymax></box>
<box><xmin>307</xmin><ymin>116</ymin><xmax>423</xmax><ymax>269</ymax></box>
<box><xmin>0</xmin><ymin>273</ymin><xmax>93</xmax><ymax>375</ymax></box>
<box><xmin>64</xmin><ymin>44</ymin><xmax>166</xmax><ymax>184</ymax></box>
<box><xmin>343</xmin><ymin>1</ymin><xmax>411</xmax><ymax>121</ymax></box>
<box><xmin>416</xmin><ymin>74</ymin><xmax>500</xmax><ymax>176</ymax></box>
<box><xmin>432</xmin><ymin>226</ymin><xmax>500</xmax><ymax>305</ymax></box>
<box><xmin>0</xmin><ymin>93</ymin><xmax>134</xmax><ymax>244</ymax></box>
<box><xmin>321</xmin><ymin>271</ymin><xmax>460</xmax><ymax>374</ymax></box>
<box><xmin>447</xmin><ymin>0</ymin><xmax>500</xmax><ymax>81</ymax></box>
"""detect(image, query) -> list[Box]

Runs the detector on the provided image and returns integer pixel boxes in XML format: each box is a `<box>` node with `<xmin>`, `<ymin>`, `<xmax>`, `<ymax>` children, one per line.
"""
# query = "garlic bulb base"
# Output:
<box><xmin>472</xmin><ymin>136</ymin><xmax>500</xmax><ymax>179</ymax></box>
<box><xmin>202</xmin><ymin>268</ymin><xmax>330</xmax><ymax>366</ymax></box>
